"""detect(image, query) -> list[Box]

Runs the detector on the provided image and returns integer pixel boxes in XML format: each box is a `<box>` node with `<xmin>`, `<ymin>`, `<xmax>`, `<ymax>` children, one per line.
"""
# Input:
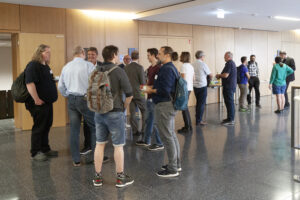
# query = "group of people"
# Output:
<box><xmin>23</xmin><ymin>43</ymin><xmax>295</xmax><ymax>188</ymax></box>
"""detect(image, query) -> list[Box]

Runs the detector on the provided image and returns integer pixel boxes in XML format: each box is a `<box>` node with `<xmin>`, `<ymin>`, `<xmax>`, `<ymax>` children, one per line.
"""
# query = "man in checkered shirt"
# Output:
<box><xmin>247</xmin><ymin>55</ymin><xmax>261</xmax><ymax>108</ymax></box>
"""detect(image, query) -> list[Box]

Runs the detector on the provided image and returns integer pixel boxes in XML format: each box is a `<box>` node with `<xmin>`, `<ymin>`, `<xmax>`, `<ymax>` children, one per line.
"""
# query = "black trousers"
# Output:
<box><xmin>83</xmin><ymin>120</ymin><xmax>91</xmax><ymax>149</ymax></box>
<box><xmin>26</xmin><ymin>103</ymin><xmax>53</xmax><ymax>157</ymax></box>
<box><xmin>181</xmin><ymin>91</ymin><xmax>192</xmax><ymax>128</ymax></box>
<box><xmin>284</xmin><ymin>79</ymin><xmax>291</xmax><ymax>107</ymax></box>
<box><xmin>247</xmin><ymin>76</ymin><xmax>260</xmax><ymax>105</ymax></box>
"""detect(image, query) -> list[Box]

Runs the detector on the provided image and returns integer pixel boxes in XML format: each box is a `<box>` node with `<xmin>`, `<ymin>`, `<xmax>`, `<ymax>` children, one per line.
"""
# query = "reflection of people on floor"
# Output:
<box><xmin>271</xmin><ymin>115</ymin><xmax>290</xmax><ymax>164</ymax></box>
<box><xmin>32</xmin><ymin>162</ymin><xmax>56</xmax><ymax>199</ymax></box>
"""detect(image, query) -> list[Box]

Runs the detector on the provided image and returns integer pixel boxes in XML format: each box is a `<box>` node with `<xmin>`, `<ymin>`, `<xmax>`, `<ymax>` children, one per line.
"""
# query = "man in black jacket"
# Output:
<box><xmin>280</xmin><ymin>51</ymin><xmax>296</xmax><ymax>108</ymax></box>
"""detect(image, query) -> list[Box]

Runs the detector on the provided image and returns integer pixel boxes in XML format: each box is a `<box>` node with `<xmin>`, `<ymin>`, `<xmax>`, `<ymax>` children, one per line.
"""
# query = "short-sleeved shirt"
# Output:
<box><xmin>239</xmin><ymin>64</ymin><xmax>249</xmax><ymax>84</ymax></box>
<box><xmin>101</xmin><ymin>62</ymin><xmax>133</xmax><ymax>112</ymax></box>
<box><xmin>180</xmin><ymin>63</ymin><xmax>194</xmax><ymax>91</ymax></box>
<box><xmin>193</xmin><ymin>59</ymin><xmax>211</xmax><ymax>88</ymax></box>
<box><xmin>146</xmin><ymin>63</ymin><xmax>161</xmax><ymax>99</ymax></box>
<box><xmin>221</xmin><ymin>60</ymin><xmax>237</xmax><ymax>90</ymax></box>
<box><xmin>25</xmin><ymin>61</ymin><xmax>58</xmax><ymax>104</ymax></box>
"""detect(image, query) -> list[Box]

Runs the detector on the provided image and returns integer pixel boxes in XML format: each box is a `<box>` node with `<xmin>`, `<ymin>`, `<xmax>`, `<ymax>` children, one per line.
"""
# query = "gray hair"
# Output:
<box><xmin>225</xmin><ymin>51</ymin><xmax>233</xmax><ymax>59</ymax></box>
<box><xmin>73</xmin><ymin>46</ymin><xmax>84</xmax><ymax>56</ymax></box>
<box><xmin>195</xmin><ymin>50</ymin><xmax>205</xmax><ymax>59</ymax></box>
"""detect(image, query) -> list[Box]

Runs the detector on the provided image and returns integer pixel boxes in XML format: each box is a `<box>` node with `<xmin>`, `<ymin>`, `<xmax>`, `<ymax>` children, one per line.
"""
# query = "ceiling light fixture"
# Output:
<box><xmin>274</xmin><ymin>16</ymin><xmax>300</xmax><ymax>21</ymax></box>
<box><xmin>81</xmin><ymin>10</ymin><xmax>138</xmax><ymax>20</ymax></box>
<box><xmin>217</xmin><ymin>9</ymin><xmax>225</xmax><ymax>19</ymax></box>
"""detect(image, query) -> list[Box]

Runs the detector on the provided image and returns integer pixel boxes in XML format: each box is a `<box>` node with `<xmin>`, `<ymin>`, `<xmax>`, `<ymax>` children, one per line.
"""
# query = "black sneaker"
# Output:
<box><xmin>116</xmin><ymin>173</ymin><xmax>134</xmax><ymax>188</ymax></box>
<box><xmin>178</xmin><ymin>127</ymin><xmax>192</xmax><ymax>133</ymax></box>
<box><xmin>44</xmin><ymin>150</ymin><xmax>58</xmax><ymax>157</ymax></box>
<box><xmin>80</xmin><ymin>147</ymin><xmax>92</xmax><ymax>155</ymax></box>
<box><xmin>93</xmin><ymin>173</ymin><xmax>103</xmax><ymax>187</ymax></box>
<box><xmin>256</xmin><ymin>104</ymin><xmax>262</xmax><ymax>109</ymax></box>
<box><xmin>161</xmin><ymin>164</ymin><xmax>182</xmax><ymax>172</ymax></box>
<box><xmin>135</xmin><ymin>140</ymin><xmax>150</xmax><ymax>147</ymax></box>
<box><xmin>221</xmin><ymin>119</ymin><xmax>230</xmax><ymax>124</ymax></box>
<box><xmin>133</xmin><ymin>132</ymin><xmax>142</xmax><ymax>136</ymax></box>
<box><xmin>148</xmin><ymin>144</ymin><xmax>164</xmax><ymax>151</ymax></box>
<box><xmin>156</xmin><ymin>169</ymin><xmax>179</xmax><ymax>178</ymax></box>
<box><xmin>222</xmin><ymin>121</ymin><xmax>235</xmax><ymax>126</ymax></box>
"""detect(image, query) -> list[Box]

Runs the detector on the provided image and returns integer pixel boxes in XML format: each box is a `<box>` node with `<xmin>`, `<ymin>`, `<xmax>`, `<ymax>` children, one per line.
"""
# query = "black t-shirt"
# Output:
<box><xmin>221</xmin><ymin>60</ymin><xmax>237</xmax><ymax>90</ymax></box>
<box><xmin>25</xmin><ymin>61</ymin><xmax>58</xmax><ymax>104</ymax></box>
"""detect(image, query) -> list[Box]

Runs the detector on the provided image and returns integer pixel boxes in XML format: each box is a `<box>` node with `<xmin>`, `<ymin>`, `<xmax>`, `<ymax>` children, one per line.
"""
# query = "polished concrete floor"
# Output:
<box><xmin>1</xmin><ymin>95</ymin><xmax>300</xmax><ymax>200</ymax></box>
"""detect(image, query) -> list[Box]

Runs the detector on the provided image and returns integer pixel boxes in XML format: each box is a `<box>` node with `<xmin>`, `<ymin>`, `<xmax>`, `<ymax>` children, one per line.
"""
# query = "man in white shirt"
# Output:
<box><xmin>58</xmin><ymin>46</ymin><xmax>96</xmax><ymax>166</ymax></box>
<box><xmin>193</xmin><ymin>51</ymin><xmax>213</xmax><ymax>126</ymax></box>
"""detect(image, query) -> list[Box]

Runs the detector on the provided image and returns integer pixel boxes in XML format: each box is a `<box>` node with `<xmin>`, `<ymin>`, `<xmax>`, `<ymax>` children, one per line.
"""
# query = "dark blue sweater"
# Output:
<box><xmin>153</xmin><ymin>62</ymin><xmax>179</xmax><ymax>104</ymax></box>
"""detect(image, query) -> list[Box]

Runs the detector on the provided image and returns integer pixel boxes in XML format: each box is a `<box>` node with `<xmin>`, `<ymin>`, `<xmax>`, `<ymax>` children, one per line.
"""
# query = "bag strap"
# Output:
<box><xmin>107</xmin><ymin>65</ymin><xmax>119</xmax><ymax>74</ymax></box>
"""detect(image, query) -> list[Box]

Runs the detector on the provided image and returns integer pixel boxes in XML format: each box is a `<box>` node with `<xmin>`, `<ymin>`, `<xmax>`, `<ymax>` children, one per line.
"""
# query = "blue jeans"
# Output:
<box><xmin>223</xmin><ymin>87</ymin><xmax>235</xmax><ymax>121</ymax></box>
<box><xmin>67</xmin><ymin>95</ymin><xmax>96</xmax><ymax>163</ymax></box>
<box><xmin>194</xmin><ymin>87</ymin><xmax>207</xmax><ymax>123</ymax></box>
<box><xmin>95</xmin><ymin>112</ymin><xmax>125</xmax><ymax>146</ymax></box>
<box><xmin>144</xmin><ymin>100</ymin><xmax>163</xmax><ymax>145</ymax></box>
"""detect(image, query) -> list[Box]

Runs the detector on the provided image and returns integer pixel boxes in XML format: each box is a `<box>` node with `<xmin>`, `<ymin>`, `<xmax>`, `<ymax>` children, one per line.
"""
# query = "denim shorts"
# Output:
<box><xmin>272</xmin><ymin>85</ymin><xmax>286</xmax><ymax>94</ymax></box>
<box><xmin>94</xmin><ymin>112</ymin><xmax>125</xmax><ymax>146</ymax></box>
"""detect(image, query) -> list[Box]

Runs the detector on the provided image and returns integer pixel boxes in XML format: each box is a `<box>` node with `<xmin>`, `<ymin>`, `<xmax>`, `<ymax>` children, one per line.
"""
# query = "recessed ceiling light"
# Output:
<box><xmin>274</xmin><ymin>16</ymin><xmax>300</xmax><ymax>21</ymax></box>
<box><xmin>217</xmin><ymin>9</ymin><xmax>225</xmax><ymax>19</ymax></box>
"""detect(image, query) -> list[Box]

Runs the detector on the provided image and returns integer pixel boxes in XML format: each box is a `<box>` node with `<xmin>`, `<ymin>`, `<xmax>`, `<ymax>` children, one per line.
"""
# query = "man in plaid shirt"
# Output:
<box><xmin>247</xmin><ymin>55</ymin><xmax>261</xmax><ymax>108</ymax></box>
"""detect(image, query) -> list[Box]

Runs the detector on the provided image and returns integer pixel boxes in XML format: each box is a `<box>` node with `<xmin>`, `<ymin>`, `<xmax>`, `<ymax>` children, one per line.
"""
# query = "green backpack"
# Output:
<box><xmin>11</xmin><ymin>71</ymin><xmax>30</xmax><ymax>103</ymax></box>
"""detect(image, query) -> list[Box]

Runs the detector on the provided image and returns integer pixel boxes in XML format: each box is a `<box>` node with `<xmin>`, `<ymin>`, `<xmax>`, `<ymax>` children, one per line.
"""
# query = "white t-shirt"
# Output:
<box><xmin>180</xmin><ymin>63</ymin><xmax>194</xmax><ymax>91</ymax></box>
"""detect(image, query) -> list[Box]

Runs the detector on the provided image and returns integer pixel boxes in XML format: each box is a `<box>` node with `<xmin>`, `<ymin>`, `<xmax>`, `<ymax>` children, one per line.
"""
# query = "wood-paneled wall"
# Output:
<box><xmin>0</xmin><ymin>3</ymin><xmax>20</xmax><ymax>31</ymax></box>
<box><xmin>20</xmin><ymin>5</ymin><xmax>65</xmax><ymax>34</ymax></box>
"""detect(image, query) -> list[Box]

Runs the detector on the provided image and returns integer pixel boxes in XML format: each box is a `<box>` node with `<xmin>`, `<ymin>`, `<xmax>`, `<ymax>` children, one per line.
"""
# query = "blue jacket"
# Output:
<box><xmin>153</xmin><ymin>62</ymin><xmax>179</xmax><ymax>104</ymax></box>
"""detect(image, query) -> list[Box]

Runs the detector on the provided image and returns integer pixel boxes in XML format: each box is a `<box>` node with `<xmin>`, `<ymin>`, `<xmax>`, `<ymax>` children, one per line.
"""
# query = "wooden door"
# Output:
<box><xmin>14</xmin><ymin>33</ymin><xmax>66</xmax><ymax>130</ymax></box>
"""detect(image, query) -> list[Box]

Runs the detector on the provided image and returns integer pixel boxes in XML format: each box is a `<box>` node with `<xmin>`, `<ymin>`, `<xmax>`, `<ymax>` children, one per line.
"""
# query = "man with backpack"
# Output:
<box><xmin>58</xmin><ymin>46</ymin><xmax>96</xmax><ymax>167</ymax></box>
<box><xmin>144</xmin><ymin>46</ymin><xmax>181</xmax><ymax>178</ymax></box>
<box><xmin>91</xmin><ymin>45</ymin><xmax>134</xmax><ymax>188</ymax></box>
<box><xmin>23</xmin><ymin>44</ymin><xmax>58</xmax><ymax>161</ymax></box>
<box><xmin>237</xmin><ymin>56</ymin><xmax>250</xmax><ymax>112</ymax></box>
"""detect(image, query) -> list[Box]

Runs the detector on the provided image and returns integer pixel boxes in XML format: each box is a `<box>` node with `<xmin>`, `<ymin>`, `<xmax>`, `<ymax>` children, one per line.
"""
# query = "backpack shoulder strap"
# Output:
<box><xmin>107</xmin><ymin>65</ymin><xmax>119</xmax><ymax>74</ymax></box>
<box><xmin>167</xmin><ymin>65</ymin><xmax>179</xmax><ymax>80</ymax></box>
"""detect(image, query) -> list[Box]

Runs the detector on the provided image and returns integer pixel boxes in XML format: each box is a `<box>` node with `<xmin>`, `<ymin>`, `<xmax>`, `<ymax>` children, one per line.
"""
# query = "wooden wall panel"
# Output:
<box><xmin>0</xmin><ymin>3</ymin><xmax>20</xmax><ymax>31</ymax></box>
<box><xmin>139</xmin><ymin>36</ymin><xmax>167</xmax><ymax>69</ymax></box>
<box><xmin>138</xmin><ymin>21</ymin><xmax>168</xmax><ymax>36</ymax></box>
<box><xmin>295</xmin><ymin>32</ymin><xmax>300</xmax><ymax>43</ymax></box>
<box><xmin>281</xmin><ymin>30</ymin><xmax>295</xmax><ymax>42</ymax></box>
<box><xmin>252</xmin><ymin>31</ymin><xmax>269</xmax><ymax>96</ymax></box>
<box><xmin>20</xmin><ymin>5</ymin><xmax>65</xmax><ymax>34</ymax></box>
<box><xmin>293</xmin><ymin>44</ymin><xmax>300</xmax><ymax>86</ymax></box>
<box><xmin>214</xmin><ymin>27</ymin><xmax>234</xmax><ymax>73</ymax></box>
<box><xmin>66</xmin><ymin>9</ymin><xmax>105</xmax><ymax>61</ymax></box>
<box><xmin>192</xmin><ymin>26</ymin><xmax>215</xmax><ymax>73</ymax></box>
<box><xmin>18</xmin><ymin>33</ymin><xmax>66</xmax><ymax>130</ymax></box>
<box><xmin>267</xmin><ymin>31</ymin><xmax>282</xmax><ymax>95</ymax></box>
<box><xmin>105</xmin><ymin>19</ymin><xmax>138</xmax><ymax>56</ymax></box>
<box><xmin>234</xmin><ymin>29</ymin><xmax>252</xmax><ymax>65</ymax></box>
<box><xmin>168</xmin><ymin>23</ymin><xmax>192</xmax><ymax>37</ymax></box>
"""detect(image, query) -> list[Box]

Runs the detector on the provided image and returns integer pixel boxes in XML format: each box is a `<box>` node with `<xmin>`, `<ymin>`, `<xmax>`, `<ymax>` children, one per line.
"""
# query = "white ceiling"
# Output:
<box><xmin>1</xmin><ymin>0</ymin><xmax>300</xmax><ymax>31</ymax></box>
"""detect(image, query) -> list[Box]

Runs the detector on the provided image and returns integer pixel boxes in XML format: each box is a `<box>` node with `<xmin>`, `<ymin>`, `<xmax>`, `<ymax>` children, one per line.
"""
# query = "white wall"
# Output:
<box><xmin>0</xmin><ymin>47</ymin><xmax>12</xmax><ymax>91</ymax></box>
